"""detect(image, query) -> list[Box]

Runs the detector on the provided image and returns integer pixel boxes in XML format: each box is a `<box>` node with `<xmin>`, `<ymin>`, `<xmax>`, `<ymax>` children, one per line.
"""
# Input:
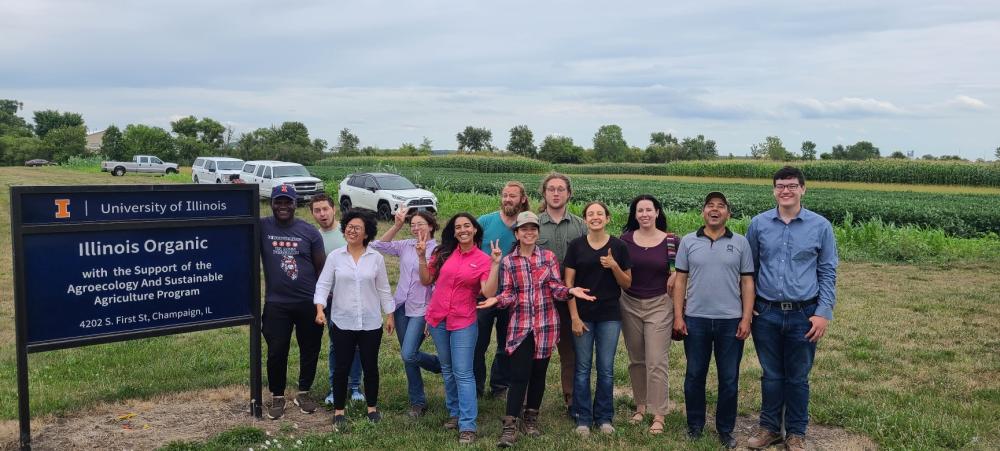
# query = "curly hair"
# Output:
<box><xmin>340</xmin><ymin>208</ymin><xmax>378</xmax><ymax>246</ymax></box>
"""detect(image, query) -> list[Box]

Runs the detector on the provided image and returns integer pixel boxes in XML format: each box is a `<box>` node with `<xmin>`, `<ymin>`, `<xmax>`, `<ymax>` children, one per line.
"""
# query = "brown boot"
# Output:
<box><xmin>522</xmin><ymin>409</ymin><xmax>541</xmax><ymax>437</ymax></box>
<box><xmin>748</xmin><ymin>427</ymin><xmax>783</xmax><ymax>449</ymax></box>
<box><xmin>497</xmin><ymin>416</ymin><xmax>518</xmax><ymax>448</ymax></box>
<box><xmin>785</xmin><ymin>434</ymin><xmax>806</xmax><ymax>451</ymax></box>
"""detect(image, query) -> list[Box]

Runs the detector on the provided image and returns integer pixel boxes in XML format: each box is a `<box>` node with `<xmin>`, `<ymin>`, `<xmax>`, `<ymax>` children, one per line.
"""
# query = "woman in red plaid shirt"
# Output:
<box><xmin>479</xmin><ymin>211</ymin><xmax>594</xmax><ymax>448</ymax></box>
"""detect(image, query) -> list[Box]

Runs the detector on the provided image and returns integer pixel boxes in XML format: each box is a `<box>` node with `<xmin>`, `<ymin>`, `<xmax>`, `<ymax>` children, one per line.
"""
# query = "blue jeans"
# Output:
<box><xmin>751</xmin><ymin>301</ymin><xmax>818</xmax><ymax>436</ymax></box>
<box><xmin>328</xmin><ymin>321</ymin><xmax>361</xmax><ymax>393</ymax></box>
<box><xmin>394</xmin><ymin>306</ymin><xmax>442</xmax><ymax>407</ymax></box>
<box><xmin>429</xmin><ymin>320</ymin><xmax>479</xmax><ymax>432</ymax></box>
<box><xmin>572</xmin><ymin>320</ymin><xmax>621</xmax><ymax>426</ymax></box>
<box><xmin>683</xmin><ymin>316</ymin><xmax>745</xmax><ymax>434</ymax></box>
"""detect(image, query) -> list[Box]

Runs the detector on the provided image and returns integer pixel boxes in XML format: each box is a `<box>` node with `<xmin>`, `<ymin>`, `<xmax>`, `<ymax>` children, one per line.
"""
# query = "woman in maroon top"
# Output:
<box><xmin>619</xmin><ymin>194</ymin><xmax>679</xmax><ymax>434</ymax></box>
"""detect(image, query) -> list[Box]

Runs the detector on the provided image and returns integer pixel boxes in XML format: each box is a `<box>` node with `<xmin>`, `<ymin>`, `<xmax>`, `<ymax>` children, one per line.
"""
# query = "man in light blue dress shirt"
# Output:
<box><xmin>745</xmin><ymin>166</ymin><xmax>838</xmax><ymax>451</ymax></box>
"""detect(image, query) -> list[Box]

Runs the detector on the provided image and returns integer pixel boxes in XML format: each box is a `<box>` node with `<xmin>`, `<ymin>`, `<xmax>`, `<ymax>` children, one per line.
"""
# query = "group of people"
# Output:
<box><xmin>257</xmin><ymin>165</ymin><xmax>838</xmax><ymax>451</ymax></box>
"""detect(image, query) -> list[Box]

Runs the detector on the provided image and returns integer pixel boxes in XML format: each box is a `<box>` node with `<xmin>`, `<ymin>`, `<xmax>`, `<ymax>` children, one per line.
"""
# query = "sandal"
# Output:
<box><xmin>649</xmin><ymin>417</ymin><xmax>664</xmax><ymax>435</ymax></box>
<box><xmin>629</xmin><ymin>411</ymin><xmax>645</xmax><ymax>424</ymax></box>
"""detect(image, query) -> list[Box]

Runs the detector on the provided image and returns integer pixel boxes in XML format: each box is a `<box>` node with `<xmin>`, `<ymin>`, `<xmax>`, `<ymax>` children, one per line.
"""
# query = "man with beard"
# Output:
<box><xmin>309</xmin><ymin>194</ymin><xmax>364</xmax><ymax>405</ymax></box>
<box><xmin>474</xmin><ymin>181</ymin><xmax>531</xmax><ymax>398</ymax></box>
<box><xmin>536</xmin><ymin>173</ymin><xmax>587</xmax><ymax>415</ymax></box>
<box><xmin>260</xmin><ymin>184</ymin><xmax>326</xmax><ymax>420</ymax></box>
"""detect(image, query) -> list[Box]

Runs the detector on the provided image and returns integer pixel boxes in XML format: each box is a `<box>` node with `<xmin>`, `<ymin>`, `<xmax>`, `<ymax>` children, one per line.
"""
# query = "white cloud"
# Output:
<box><xmin>786</xmin><ymin>98</ymin><xmax>908</xmax><ymax>119</ymax></box>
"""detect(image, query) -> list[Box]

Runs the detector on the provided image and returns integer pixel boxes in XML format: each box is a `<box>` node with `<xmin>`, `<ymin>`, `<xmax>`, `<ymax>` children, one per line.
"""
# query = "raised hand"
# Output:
<box><xmin>599</xmin><ymin>248</ymin><xmax>619</xmax><ymax>270</ymax></box>
<box><xmin>477</xmin><ymin>297</ymin><xmax>499</xmax><ymax>309</ymax></box>
<box><xmin>568</xmin><ymin>286</ymin><xmax>596</xmax><ymax>302</ymax></box>
<box><xmin>415</xmin><ymin>230</ymin><xmax>427</xmax><ymax>256</ymax></box>
<box><xmin>489</xmin><ymin>239</ymin><xmax>503</xmax><ymax>263</ymax></box>
<box><xmin>394</xmin><ymin>207</ymin><xmax>409</xmax><ymax>227</ymax></box>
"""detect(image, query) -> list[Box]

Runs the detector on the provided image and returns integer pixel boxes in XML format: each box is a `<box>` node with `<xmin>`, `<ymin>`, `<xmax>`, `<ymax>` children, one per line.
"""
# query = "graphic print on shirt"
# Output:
<box><xmin>269</xmin><ymin>234</ymin><xmax>303</xmax><ymax>281</ymax></box>
<box><xmin>280</xmin><ymin>255</ymin><xmax>298</xmax><ymax>280</ymax></box>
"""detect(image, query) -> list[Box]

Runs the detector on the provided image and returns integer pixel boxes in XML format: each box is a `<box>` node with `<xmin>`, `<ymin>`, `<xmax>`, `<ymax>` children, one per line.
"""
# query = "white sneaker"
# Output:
<box><xmin>324</xmin><ymin>392</ymin><xmax>334</xmax><ymax>405</ymax></box>
<box><xmin>574</xmin><ymin>425</ymin><xmax>591</xmax><ymax>436</ymax></box>
<box><xmin>599</xmin><ymin>423</ymin><xmax>615</xmax><ymax>434</ymax></box>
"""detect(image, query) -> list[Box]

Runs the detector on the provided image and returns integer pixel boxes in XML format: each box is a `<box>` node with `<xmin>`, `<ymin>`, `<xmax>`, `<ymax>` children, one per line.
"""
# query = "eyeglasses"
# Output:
<box><xmin>545</xmin><ymin>187</ymin><xmax>567</xmax><ymax>193</ymax></box>
<box><xmin>774</xmin><ymin>184</ymin><xmax>801</xmax><ymax>192</ymax></box>
<box><xmin>345</xmin><ymin>225</ymin><xmax>364</xmax><ymax>232</ymax></box>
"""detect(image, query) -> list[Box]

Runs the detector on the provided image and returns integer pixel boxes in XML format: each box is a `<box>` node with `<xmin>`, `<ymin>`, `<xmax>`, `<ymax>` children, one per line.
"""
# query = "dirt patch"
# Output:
<box><xmin>0</xmin><ymin>386</ymin><xmax>875</xmax><ymax>450</ymax></box>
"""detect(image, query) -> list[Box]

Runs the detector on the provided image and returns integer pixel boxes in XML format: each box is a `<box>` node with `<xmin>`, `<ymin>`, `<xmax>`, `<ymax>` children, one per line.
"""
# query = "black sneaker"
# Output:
<box><xmin>687</xmin><ymin>427</ymin><xmax>703</xmax><ymax>440</ymax></box>
<box><xmin>333</xmin><ymin>414</ymin><xmax>348</xmax><ymax>432</ymax></box>
<box><xmin>367</xmin><ymin>410</ymin><xmax>382</xmax><ymax>423</ymax></box>
<box><xmin>719</xmin><ymin>432</ymin><xmax>737</xmax><ymax>448</ymax></box>
<box><xmin>294</xmin><ymin>392</ymin><xmax>319</xmax><ymax>414</ymax></box>
<box><xmin>267</xmin><ymin>396</ymin><xmax>285</xmax><ymax>420</ymax></box>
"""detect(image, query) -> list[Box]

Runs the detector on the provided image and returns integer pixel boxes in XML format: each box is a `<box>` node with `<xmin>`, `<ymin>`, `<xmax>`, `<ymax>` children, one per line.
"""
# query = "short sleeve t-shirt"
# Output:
<box><xmin>620</xmin><ymin>230</ymin><xmax>678</xmax><ymax>299</ymax></box>
<box><xmin>563</xmin><ymin>235</ymin><xmax>632</xmax><ymax>322</ymax></box>
<box><xmin>675</xmin><ymin>227</ymin><xmax>754</xmax><ymax>319</ymax></box>
<box><xmin>260</xmin><ymin>216</ymin><xmax>324</xmax><ymax>304</ymax></box>
<box><xmin>478</xmin><ymin>211</ymin><xmax>516</xmax><ymax>257</ymax></box>
<box><xmin>320</xmin><ymin>227</ymin><xmax>347</xmax><ymax>255</ymax></box>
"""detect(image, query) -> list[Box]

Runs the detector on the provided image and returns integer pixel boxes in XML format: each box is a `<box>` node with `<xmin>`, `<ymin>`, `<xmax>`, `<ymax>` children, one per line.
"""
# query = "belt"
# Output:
<box><xmin>755</xmin><ymin>296</ymin><xmax>818</xmax><ymax>311</ymax></box>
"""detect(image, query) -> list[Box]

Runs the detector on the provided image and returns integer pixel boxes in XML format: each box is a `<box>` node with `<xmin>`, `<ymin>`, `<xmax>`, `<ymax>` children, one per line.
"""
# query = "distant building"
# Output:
<box><xmin>86</xmin><ymin>130</ymin><xmax>106</xmax><ymax>153</ymax></box>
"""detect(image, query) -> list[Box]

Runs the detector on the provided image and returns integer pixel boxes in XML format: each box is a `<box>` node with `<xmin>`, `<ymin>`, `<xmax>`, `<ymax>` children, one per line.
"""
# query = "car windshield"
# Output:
<box><xmin>217</xmin><ymin>161</ymin><xmax>244</xmax><ymax>170</ymax></box>
<box><xmin>272</xmin><ymin>165</ymin><xmax>311</xmax><ymax>178</ymax></box>
<box><xmin>376</xmin><ymin>175</ymin><xmax>417</xmax><ymax>190</ymax></box>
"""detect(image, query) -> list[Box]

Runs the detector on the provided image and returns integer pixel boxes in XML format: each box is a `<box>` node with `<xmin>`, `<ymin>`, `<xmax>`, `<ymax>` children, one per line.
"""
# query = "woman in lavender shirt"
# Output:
<box><xmin>370</xmin><ymin>207</ymin><xmax>442</xmax><ymax>418</ymax></box>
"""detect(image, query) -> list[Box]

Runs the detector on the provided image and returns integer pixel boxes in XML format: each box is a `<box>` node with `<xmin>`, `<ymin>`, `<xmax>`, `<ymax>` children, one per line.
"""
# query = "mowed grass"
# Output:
<box><xmin>0</xmin><ymin>167</ymin><xmax>997</xmax><ymax>450</ymax></box>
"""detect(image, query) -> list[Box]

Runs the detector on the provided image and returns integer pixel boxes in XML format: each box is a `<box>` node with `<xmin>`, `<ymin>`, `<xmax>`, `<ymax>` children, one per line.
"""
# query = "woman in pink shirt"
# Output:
<box><xmin>418</xmin><ymin>212</ymin><xmax>501</xmax><ymax>445</ymax></box>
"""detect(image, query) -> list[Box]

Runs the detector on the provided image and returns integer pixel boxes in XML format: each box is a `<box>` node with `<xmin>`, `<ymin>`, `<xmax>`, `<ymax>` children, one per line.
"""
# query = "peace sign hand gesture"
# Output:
<box><xmin>489</xmin><ymin>239</ymin><xmax>503</xmax><ymax>264</ymax></box>
<box><xmin>394</xmin><ymin>207</ymin><xmax>409</xmax><ymax>227</ymax></box>
<box><xmin>415</xmin><ymin>230</ymin><xmax>428</xmax><ymax>257</ymax></box>
<box><xmin>599</xmin><ymin>248</ymin><xmax>619</xmax><ymax>270</ymax></box>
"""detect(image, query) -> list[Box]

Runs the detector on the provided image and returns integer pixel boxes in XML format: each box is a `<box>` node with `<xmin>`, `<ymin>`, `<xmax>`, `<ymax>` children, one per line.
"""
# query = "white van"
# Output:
<box><xmin>239</xmin><ymin>160</ymin><xmax>325</xmax><ymax>201</ymax></box>
<box><xmin>192</xmin><ymin>157</ymin><xmax>245</xmax><ymax>184</ymax></box>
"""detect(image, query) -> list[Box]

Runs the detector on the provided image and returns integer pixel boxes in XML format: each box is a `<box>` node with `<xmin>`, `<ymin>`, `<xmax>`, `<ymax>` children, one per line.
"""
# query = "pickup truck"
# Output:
<box><xmin>239</xmin><ymin>160</ymin><xmax>324</xmax><ymax>202</ymax></box>
<box><xmin>101</xmin><ymin>155</ymin><xmax>179</xmax><ymax>176</ymax></box>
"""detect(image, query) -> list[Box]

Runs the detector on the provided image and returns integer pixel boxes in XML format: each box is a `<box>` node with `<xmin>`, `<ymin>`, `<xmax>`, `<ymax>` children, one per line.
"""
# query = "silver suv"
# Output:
<box><xmin>338</xmin><ymin>173</ymin><xmax>437</xmax><ymax>219</ymax></box>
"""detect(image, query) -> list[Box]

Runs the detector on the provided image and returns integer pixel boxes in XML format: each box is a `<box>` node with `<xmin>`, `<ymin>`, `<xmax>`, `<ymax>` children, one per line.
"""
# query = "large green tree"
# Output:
<box><xmin>33</xmin><ymin>110</ymin><xmax>85</xmax><ymax>138</ymax></box>
<box><xmin>101</xmin><ymin>125</ymin><xmax>127</xmax><ymax>161</ymax></box>
<box><xmin>337</xmin><ymin>128</ymin><xmax>360</xmax><ymax>155</ymax></box>
<box><xmin>680</xmin><ymin>135</ymin><xmax>718</xmax><ymax>160</ymax></box>
<box><xmin>751</xmin><ymin>136</ymin><xmax>793</xmax><ymax>161</ymax></box>
<box><xmin>644</xmin><ymin>132</ymin><xmax>682</xmax><ymax>163</ymax></box>
<box><xmin>537</xmin><ymin>135</ymin><xmax>584</xmax><ymax>163</ymax></box>
<box><xmin>649</xmin><ymin>131</ymin><xmax>679</xmax><ymax>146</ymax></box>
<box><xmin>235</xmin><ymin>122</ymin><xmax>325</xmax><ymax>164</ymax></box>
<box><xmin>830</xmin><ymin>141</ymin><xmax>880</xmax><ymax>160</ymax></box>
<box><xmin>122</xmin><ymin>124</ymin><xmax>176</xmax><ymax>161</ymax></box>
<box><xmin>456</xmin><ymin>126</ymin><xmax>493</xmax><ymax>152</ymax></box>
<box><xmin>0</xmin><ymin>99</ymin><xmax>34</xmax><ymax>137</ymax></box>
<box><xmin>800</xmin><ymin>141</ymin><xmax>817</xmax><ymax>160</ymax></box>
<box><xmin>506</xmin><ymin>125</ymin><xmax>537</xmax><ymax>157</ymax></box>
<box><xmin>44</xmin><ymin>125</ymin><xmax>87</xmax><ymax>162</ymax></box>
<box><xmin>592</xmin><ymin>124</ymin><xmax>629</xmax><ymax>162</ymax></box>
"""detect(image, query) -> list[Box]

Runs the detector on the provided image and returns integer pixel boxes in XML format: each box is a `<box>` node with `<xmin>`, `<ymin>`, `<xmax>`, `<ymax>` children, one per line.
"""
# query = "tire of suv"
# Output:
<box><xmin>113</xmin><ymin>167</ymin><xmax>125</xmax><ymax>176</ymax></box>
<box><xmin>193</xmin><ymin>175</ymin><xmax>199</xmax><ymax>183</ymax></box>
<box><xmin>377</xmin><ymin>201</ymin><xmax>391</xmax><ymax>220</ymax></box>
<box><xmin>340</xmin><ymin>197</ymin><xmax>352</xmax><ymax>214</ymax></box>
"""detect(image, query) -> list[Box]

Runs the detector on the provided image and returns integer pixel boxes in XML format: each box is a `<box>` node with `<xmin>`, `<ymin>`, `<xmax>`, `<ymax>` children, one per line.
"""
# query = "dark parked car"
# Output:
<box><xmin>25</xmin><ymin>159</ymin><xmax>51</xmax><ymax>167</ymax></box>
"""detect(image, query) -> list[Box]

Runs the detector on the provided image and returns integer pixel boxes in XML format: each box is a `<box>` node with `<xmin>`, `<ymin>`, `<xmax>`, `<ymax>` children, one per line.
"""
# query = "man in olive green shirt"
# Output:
<box><xmin>536</xmin><ymin>173</ymin><xmax>587</xmax><ymax>413</ymax></box>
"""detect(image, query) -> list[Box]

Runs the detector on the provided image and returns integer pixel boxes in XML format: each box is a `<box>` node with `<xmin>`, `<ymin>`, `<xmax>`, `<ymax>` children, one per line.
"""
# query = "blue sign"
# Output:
<box><xmin>22</xmin><ymin>225</ymin><xmax>253</xmax><ymax>345</ymax></box>
<box><xmin>19</xmin><ymin>189</ymin><xmax>253</xmax><ymax>225</ymax></box>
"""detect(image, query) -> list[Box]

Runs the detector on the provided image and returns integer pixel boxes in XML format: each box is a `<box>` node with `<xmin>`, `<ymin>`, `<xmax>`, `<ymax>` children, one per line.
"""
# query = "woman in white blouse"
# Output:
<box><xmin>314</xmin><ymin>208</ymin><xmax>395</xmax><ymax>430</ymax></box>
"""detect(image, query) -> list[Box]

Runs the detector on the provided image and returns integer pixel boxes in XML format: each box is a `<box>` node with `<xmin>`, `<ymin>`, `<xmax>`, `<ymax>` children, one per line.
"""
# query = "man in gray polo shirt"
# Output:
<box><xmin>672</xmin><ymin>191</ymin><xmax>755</xmax><ymax>449</ymax></box>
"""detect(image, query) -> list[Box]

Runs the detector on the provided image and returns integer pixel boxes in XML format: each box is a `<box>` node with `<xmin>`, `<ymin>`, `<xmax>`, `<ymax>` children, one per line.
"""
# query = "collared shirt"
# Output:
<box><xmin>370</xmin><ymin>238</ymin><xmax>437</xmax><ymax>317</ymax></box>
<box><xmin>746</xmin><ymin>207</ymin><xmax>839</xmax><ymax>320</ymax></box>
<box><xmin>675</xmin><ymin>227</ymin><xmax>754</xmax><ymax>319</ymax></box>
<box><xmin>538</xmin><ymin>210</ymin><xmax>587</xmax><ymax>264</ymax></box>
<box><xmin>496</xmin><ymin>246</ymin><xmax>572</xmax><ymax>359</ymax></box>
<box><xmin>425</xmin><ymin>246</ymin><xmax>493</xmax><ymax>331</ymax></box>
<box><xmin>313</xmin><ymin>246</ymin><xmax>394</xmax><ymax>331</ymax></box>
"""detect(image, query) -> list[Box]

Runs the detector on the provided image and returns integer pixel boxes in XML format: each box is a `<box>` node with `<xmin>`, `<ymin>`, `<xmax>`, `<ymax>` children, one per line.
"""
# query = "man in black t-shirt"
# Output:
<box><xmin>260</xmin><ymin>184</ymin><xmax>327</xmax><ymax>420</ymax></box>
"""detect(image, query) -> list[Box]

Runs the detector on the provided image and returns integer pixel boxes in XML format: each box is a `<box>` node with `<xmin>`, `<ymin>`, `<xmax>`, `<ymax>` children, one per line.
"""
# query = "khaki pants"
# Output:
<box><xmin>620</xmin><ymin>291</ymin><xmax>674</xmax><ymax>416</ymax></box>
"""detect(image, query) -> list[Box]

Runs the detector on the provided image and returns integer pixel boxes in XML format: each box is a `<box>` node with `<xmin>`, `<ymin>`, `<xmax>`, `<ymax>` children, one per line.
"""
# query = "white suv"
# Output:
<box><xmin>239</xmin><ymin>160</ymin><xmax>325</xmax><ymax>201</ymax></box>
<box><xmin>338</xmin><ymin>173</ymin><xmax>437</xmax><ymax>219</ymax></box>
<box><xmin>192</xmin><ymin>157</ymin><xmax>244</xmax><ymax>184</ymax></box>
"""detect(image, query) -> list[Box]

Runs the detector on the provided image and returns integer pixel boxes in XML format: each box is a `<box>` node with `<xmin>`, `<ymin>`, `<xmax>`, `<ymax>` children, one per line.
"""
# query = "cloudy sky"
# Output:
<box><xmin>4</xmin><ymin>0</ymin><xmax>999</xmax><ymax>159</ymax></box>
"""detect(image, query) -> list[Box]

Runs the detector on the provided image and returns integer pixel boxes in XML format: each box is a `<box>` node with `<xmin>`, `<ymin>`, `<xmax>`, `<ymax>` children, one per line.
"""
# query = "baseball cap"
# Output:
<box><xmin>511</xmin><ymin>211</ymin><xmax>540</xmax><ymax>229</ymax></box>
<box><xmin>703</xmin><ymin>191</ymin><xmax>729</xmax><ymax>208</ymax></box>
<box><xmin>272</xmin><ymin>184</ymin><xmax>298</xmax><ymax>201</ymax></box>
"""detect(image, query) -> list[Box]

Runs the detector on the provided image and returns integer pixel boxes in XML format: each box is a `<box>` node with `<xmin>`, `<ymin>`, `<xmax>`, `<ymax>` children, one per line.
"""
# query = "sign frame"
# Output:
<box><xmin>11</xmin><ymin>184</ymin><xmax>263</xmax><ymax>451</ymax></box>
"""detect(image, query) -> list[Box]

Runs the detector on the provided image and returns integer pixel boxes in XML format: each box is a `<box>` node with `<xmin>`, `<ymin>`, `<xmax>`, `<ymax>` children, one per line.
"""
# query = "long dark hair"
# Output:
<box><xmin>622</xmin><ymin>194</ymin><xmax>667</xmax><ymax>233</ymax></box>
<box><xmin>430</xmin><ymin>212</ymin><xmax>483</xmax><ymax>283</ymax></box>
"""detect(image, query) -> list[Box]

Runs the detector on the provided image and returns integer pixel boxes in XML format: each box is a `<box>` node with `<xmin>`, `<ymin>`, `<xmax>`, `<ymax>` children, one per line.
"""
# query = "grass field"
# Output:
<box><xmin>1</xmin><ymin>166</ymin><xmax>998</xmax><ymax>450</ymax></box>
